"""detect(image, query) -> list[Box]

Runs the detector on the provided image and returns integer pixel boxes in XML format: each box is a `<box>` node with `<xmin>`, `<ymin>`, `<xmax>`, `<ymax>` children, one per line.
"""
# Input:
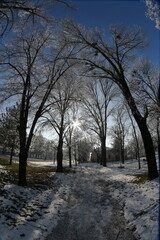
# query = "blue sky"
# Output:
<box><xmin>52</xmin><ymin>0</ymin><xmax>159</xmax><ymax>65</ymax></box>
<box><xmin>50</xmin><ymin>0</ymin><xmax>160</xmax><ymax>145</ymax></box>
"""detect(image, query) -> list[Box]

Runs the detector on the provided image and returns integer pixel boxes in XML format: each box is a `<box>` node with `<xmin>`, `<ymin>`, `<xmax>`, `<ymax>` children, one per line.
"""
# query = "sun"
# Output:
<box><xmin>72</xmin><ymin>120</ymin><xmax>80</xmax><ymax>129</ymax></box>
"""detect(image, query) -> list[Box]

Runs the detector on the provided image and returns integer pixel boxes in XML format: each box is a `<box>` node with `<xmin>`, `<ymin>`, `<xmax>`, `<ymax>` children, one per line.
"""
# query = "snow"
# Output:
<box><xmin>0</xmin><ymin>159</ymin><xmax>159</xmax><ymax>240</ymax></box>
<box><xmin>105</xmin><ymin>161</ymin><xmax>159</xmax><ymax>240</ymax></box>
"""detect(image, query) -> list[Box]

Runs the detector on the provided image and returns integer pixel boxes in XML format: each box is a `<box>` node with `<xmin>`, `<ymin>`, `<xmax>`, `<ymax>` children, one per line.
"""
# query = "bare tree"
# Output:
<box><xmin>42</xmin><ymin>72</ymin><xmax>79</xmax><ymax>172</ymax></box>
<box><xmin>64</xmin><ymin>114</ymin><xmax>74</xmax><ymax>168</ymax></box>
<box><xmin>0</xmin><ymin>0</ymin><xmax>73</xmax><ymax>36</ymax></box>
<box><xmin>81</xmin><ymin>78</ymin><xmax>115</xmax><ymax>167</ymax></box>
<box><xmin>129</xmin><ymin>59</ymin><xmax>159</xmax><ymax>114</ymax></box>
<box><xmin>60</xmin><ymin>20</ymin><xmax>158</xmax><ymax>179</ymax></box>
<box><xmin>64</xmin><ymin>107</ymin><xmax>80</xmax><ymax>168</ymax></box>
<box><xmin>130</xmin><ymin>59</ymin><xmax>160</xmax><ymax>165</ymax></box>
<box><xmin>125</xmin><ymin>105</ymin><xmax>141</xmax><ymax>169</ymax></box>
<box><xmin>0</xmin><ymin>24</ymin><xmax>75</xmax><ymax>185</ymax></box>
<box><xmin>110</xmin><ymin>106</ymin><xmax>128</xmax><ymax>166</ymax></box>
<box><xmin>126</xmin><ymin>133</ymin><xmax>145</xmax><ymax>161</ymax></box>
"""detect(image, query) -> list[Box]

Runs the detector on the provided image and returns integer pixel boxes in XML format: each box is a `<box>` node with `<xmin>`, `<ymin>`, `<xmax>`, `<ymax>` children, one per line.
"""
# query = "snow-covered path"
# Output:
<box><xmin>0</xmin><ymin>160</ymin><xmax>159</xmax><ymax>240</ymax></box>
<box><xmin>46</xmin><ymin>165</ymin><xmax>136</xmax><ymax>240</ymax></box>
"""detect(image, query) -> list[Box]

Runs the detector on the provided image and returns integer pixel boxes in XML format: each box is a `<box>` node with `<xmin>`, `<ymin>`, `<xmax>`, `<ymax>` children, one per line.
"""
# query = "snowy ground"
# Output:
<box><xmin>0</xmin><ymin>159</ymin><xmax>159</xmax><ymax>240</ymax></box>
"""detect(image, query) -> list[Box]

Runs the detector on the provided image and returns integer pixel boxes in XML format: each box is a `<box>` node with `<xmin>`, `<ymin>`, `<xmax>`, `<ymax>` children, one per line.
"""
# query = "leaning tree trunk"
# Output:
<box><xmin>137</xmin><ymin>119</ymin><xmax>158</xmax><ymax>179</ymax></box>
<box><xmin>121</xmin><ymin>79</ymin><xmax>158</xmax><ymax>180</ymax></box>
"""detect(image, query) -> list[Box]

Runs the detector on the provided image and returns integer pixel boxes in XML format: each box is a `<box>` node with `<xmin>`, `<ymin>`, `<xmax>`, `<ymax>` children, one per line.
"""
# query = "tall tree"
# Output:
<box><xmin>64</xmin><ymin>108</ymin><xmax>79</xmax><ymax>168</ymax></box>
<box><xmin>42</xmin><ymin>72</ymin><xmax>79</xmax><ymax>172</ymax></box>
<box><xmin>82</xmin><ymin>78</ymin><xmax>115</xmax><ymax>166</ymax></box>
<box><xmin>0</xmin><ymin>24</ymin><xmax>74</xmax><ymax>185</ymax></box>
<box><xmin>130</xmin><ymin>59</ymin><xmax>160</xmax><ymax>164</ymax></box>
<box><xmin>110</xmin><ymin>106</ymin><xmax>128</xmax><ymax>165</ymax></box>
<box><xmin>61</xmin><ymin>20</ymin><xmax>158</xmax><ymax>179</ymax></box>
<box><xmin>125</xmin><ymin>105</ymin><xmax>141</xmax><ymax>169</ymax></box>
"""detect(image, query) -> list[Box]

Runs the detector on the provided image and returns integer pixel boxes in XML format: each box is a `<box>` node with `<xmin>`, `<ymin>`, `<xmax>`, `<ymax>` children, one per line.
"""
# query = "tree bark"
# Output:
<box><xmin>18</xmin><ymin>151</ymin><xmax>28</xmax><ymax>186</ymax></box>
<box><xmin>138</xmin><ymin>119</ymin><xmax>158</xmax><ymax>179</ymax></box>
<box><xmin>56</xmin><ymin>131</ymin><xmax>63</xmax><ymax>173</ymax></box>
<box><xmin>18</xmin><ymin>109</ymin><xmax>28</xmax><ymax>185</ymax></box>
<box><xmin>101</xmin><ymin>137</ymin><xmax>107</xmax><ymax>167</ymax></box>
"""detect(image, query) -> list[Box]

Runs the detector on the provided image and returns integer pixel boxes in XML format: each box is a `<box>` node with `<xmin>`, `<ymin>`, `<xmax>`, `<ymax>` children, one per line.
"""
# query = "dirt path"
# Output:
<box><xmin>46</xmin><ymin>166</ymin><xmax>137</xmax><ymax>240</ymax></box>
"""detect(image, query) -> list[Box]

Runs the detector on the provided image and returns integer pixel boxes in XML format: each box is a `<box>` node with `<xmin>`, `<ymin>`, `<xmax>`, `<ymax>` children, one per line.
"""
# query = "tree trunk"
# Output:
<box><xmin>18</xmin><ymin>118</ymin><xmax>28</xmax><ymax>186</ymax></box>
<box><xmin>18</xmin><ymin>103</ymin><xmax>43</xmax><ymax>185</ymax></box>
<box><xmin>69</xmin><ymin>145</ymin><xmax>72</xmax><ymax>168</ymax></box>
<box><xmin>136</xmin><ymin>148</ymin><xmax>141</xmax><ymax>170</ymax></box>
<box><xmin>136</xmin><ymin>119</ymin><xmax>158</xmax><ymax>179</ymax></box>
<box><xmin>56</xmin><ymin>133</ymin><xmax>63</xmax><ymax>172</ymax></box>
<box><xmin>101</xmin><ymin>137</ymin><xmax>107</xmax><ymax>167</ymax></box>
<box><xmin>157</xmin><ymin>117</ymin><xmax>160</xmax><ymax>167</ymax></box>
<box><xmin>100</xmin><ymin>151</ymin><xmax>103</xmax><ymax>165</ymax></box>
<box><xmin>18</xmin><ymin>150</ymin><xmax>28</xmax><ymax>186</ymax></box>
<box><xmin>9</xmin><ymin>144</ymin><xmax>14</xmax><ymax>165</ymax></box>
<box><xmin>121</xmin><ymin>147</ymin><xmax>125</xmax><ymax>164</ymax></box>
<box><xmin>121</xmin><ymin>78</ymin><xmax>158</xmax><ymax>179</ymax></box>
<box><xmin>18</xmin><ymin>78</ymin><xmax>29</xmax><ymax>186</ymax></box>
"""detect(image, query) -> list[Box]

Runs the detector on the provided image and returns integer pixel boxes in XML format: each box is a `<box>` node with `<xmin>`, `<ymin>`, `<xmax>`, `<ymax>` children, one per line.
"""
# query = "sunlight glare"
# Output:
<box><xmin>72</xmin><ymin>120</ymin><xmax>80</xmax><ymax>130</ymax></box>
